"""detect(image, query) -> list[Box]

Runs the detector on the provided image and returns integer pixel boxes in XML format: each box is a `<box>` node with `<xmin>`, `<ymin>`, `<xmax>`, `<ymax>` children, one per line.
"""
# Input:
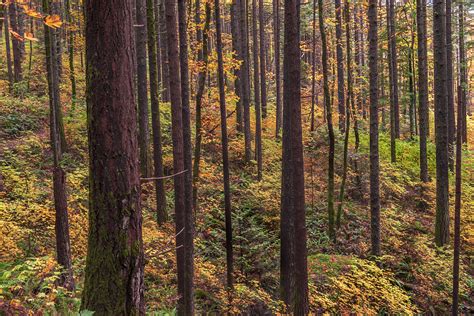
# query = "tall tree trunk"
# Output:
<box><xmin>417</xmin><ymin>0</ymin><xmax>429</xmax><ymax>182</ymax></box>
<box><xmin>9</xmin><ymin>2</ymin><xmax>22</xmax><ymax>82</ymax></box>
<box><xmin>240</xmin><ymin>0</ymin><xmax>252</xmax><ymax>162</ymax></box>
<box><xmin>252</xmin><ymin>0</ymin><xmax>263</xmax><ymax>180</ymax></box>
<box><xmin>3</xmin><ymin>5</ymin><xmax>13</xmax><ymax>92</ymax></box>
<box><xmin>136</xmin><ymin>0</ymin><xmax>151</xmax><ymax>177</ymax></box>
<box><xmin>147</xmin><ymin>0</ymin><xmax>168</xmax><ymax>225</ymax></box>
<box><xmin>274</xmin><ymin>0</ymin><xmax>282</xmax><ymax>138</ymax></box>
<box><xmin>335</xmin><ymin>0</ymin><xmax>345</xmax><ymax>132</ymax></box>
<box><xmin>231</xmin><ymin>0</ymin><xmax>244</xmax><ymax>132</ymax></box>
<box><xmin>386</xmin><ymin>0</ymin><xmax>398</xmax><ymax>163</ymax></box>
<box><xmin>408</xmin><ymin>30</ymin><xmax>415</xmax><ymax>139</ymax></box>
<box><xmin>258</xmin><ymin>0</ymin><xmax>267</xmax><ymax>118</ymax></box>
<box><xmin>452</xmin><ymin>46</ymin><xmax>465</xmax><ymax>316</ymax></box>
<box><xmin>446</xmin><ymin>0</ymin><xmax>455</xmax><ymax>170</ymax></box>
<box><xmin>215</xmin><ymin>0</ymin><xmax>234</xmax><ymax>289</ymax></box>
<box><xmin>193</xmin><ymin>1</ymin><xmax>211</xmax><ymax>211</ymax></box>
<box><xmin>43</xmin><ymin>0</ymin><xmax>74</xmax><ymax>291</ymax></box>
<box><xmin>433</xmin><ymin>0</ymin><xmax>450</xmax><ymax>247</ymax></box>
<box><xmin>337</xmin><ymin>0</ymin><xmax>354</xmax><ymax>228</ymax></box>
<box><xmin>159</xmin><ymin>0</ymin><xmax>170</xmax><ymax>102</ymax></box>
<box><xmin>319</xmin><ymin>0</ymin><xmax>335</xmax><ymax>240</ymax></box>
<box><xmin>458</xmin><ymin>0</ymin><xmax>467</xmax><ymax>144</ymax></box>
<box><xmin>65</xmin><ymin>0</ymin><xmax>77</xmax><ymax>104</ymax></box>
<box><xmin>310</xmin><ymin>0</ymin><xmax>316</xmax><ymax>132</ymax></box>
<box><xmin>281</xmin><ymin>0</ymin><xmax>308</xmax><ymax>311</ymax></box>
<box><xmin>81</xmin><ymin>0</ymin><xmax>144</xmax><ymax>313</ymax></box>
<box><xmin>177</xmin><ymin>0</ymin><xmax>195</xmax><ymax>312</ymax></box>
<box><xmin>368</xmin><ymin>0</ymin><xmax>380</xmax><ymax>256</ymax></box>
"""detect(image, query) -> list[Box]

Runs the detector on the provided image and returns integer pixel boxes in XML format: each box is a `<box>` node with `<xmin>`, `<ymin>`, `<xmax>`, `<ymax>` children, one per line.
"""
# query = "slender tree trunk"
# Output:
<box><xmin>193</xmin><ymin>1</ymin><xmax>211</xmax><ymax>211</ymax></box>
<box><xmin>433</xmin><ymin>0</ymin><xmax>450</xmax><ymax>247</ymax></box>
<box><xmin>446</xmin><ymin>0</ymin><xmax>455</xmax><ymax>170</ymax></box>
<box><xmin>319</xmin><ymin>0</ymin><xmax>335</xmax><ymax>240</ymax></box>
<box><xmin>9</xmin><ymin>2</ymin><xmax>22</xmax><ymax>82</ymax></box>
<box><xmin>240</xmin><ymin>0</ymin><xmax>252</xmax><ymax>162</ymax></box>
<box><xmin>458</xmin><ymin>0</ymin><xmax>467</xmax><ymax>144</ymax></box>
<box><xmin>177</xmin><ymin>0</ymin><xmax>195</xmax><ymax>312</ymax></box>
<box><xmin>386</xmin><ymin>0</ymin><xmax>397</xmax><ymax>163</ymax></box>
<box><xmin>3</xmin><ymin>6</ymin><xmax>13</xmax><ymax>92</ymax></box>
<box><xmin>136</xmin><ymin>0</ymin><xmax>151</xmax><ymax>177</ymax></box>
<box><xmin>335</xmin><ymin>0</ymin><xmax>345</xmax><ymax>132</ymax></box>
<box><xmin>159</xmin><ymin>0</ymin><xmax>170</xmax><ymax>102</ymax></box>
<box><xmin>408</xmin><ymin>35</ymin><xmax>415</xmax><ymax>139</ymax></box>
<box><xmin>231</xmin><ymin>0</ymin><xmax>244</xmax><ymax>133</ymax></box>
<box><xmin>215</xmin><ymin>0</ymin><xmax>234</xmax><ymax>289</ymax></box>
<box><xmin>65</xmin><ymin>0</ymin><xmax>77</xmax><ymax>105</ymax></box>
<box><xmin>274</xmin><ymin>0</ymin><xmax>282</xmax><ymax>138</ymax></box>
<box><xmin>252</xmin><ymin>0</ymin><xmax>263</xmax><ymax>180</ymax></box>
<box><xmin>43</xmin><ymin>0</ymin><xmax>74</xmax><ymax>291</ymax></box>
<box><xmin>337</xmin><ymin>0</ymin><xmax>354</xmax><ymax>228</ymax></box>
<box><xmin>147</xmin><ymin>0</ymin><xmax>167</xmax><ymax>225</ymax></box>
<box><xmin>417</xmin><ymin>0</ymin><xmax>429</xmax><ymax>182</ymax></box>
<box><xmin>81</xmin><ymin>0</ymin><xmax>144</xmax><ymax>313</ymax></box>
<box><xmin>368</xmin><ymin>0</ymin><xmax>380</xmax><ymax>256</ymax></box>
<box><xmin>310</xmin><ymin>0</ymin><xmax>316</xmax><ymax>132</ymax></box>
<box><xmin>258</xmin><ymin>0</ymin><xmax>267</xmax><ymax>118</ymax></box>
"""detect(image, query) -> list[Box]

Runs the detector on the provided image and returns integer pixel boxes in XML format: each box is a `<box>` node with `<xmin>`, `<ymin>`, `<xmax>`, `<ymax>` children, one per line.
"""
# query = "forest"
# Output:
<box><xmin>0</xmin><ymin>0</ymin><xmax>472</xmax><ymax>314</ymax></box>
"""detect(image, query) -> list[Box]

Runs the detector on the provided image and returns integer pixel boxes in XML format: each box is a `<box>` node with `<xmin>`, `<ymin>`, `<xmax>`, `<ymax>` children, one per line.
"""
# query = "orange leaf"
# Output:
<box><xmin>9</xmin><ymin>28</ymin><xmax>24</xmax><ymax>42</ymax></box>
<box><xmin>44</xmin><ymin>15</ymin><xmax>63</xmax><ymax>29</ymax></box>
<box><xmin>24</xmin><ymin>32</ymin><xmax>39</xmax><ymax>42</ymax></box>
<box><xmin>22</xmin><ymin>5</ymin><xmax>44</xmax><ymax>19</ymax></box>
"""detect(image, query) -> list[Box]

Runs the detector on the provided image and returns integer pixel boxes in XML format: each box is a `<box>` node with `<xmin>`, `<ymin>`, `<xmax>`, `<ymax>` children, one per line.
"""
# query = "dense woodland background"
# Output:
<box><xmin>0</xmin><ymin>0</ymin><xmax>473</xmax><ymax>314</ymax></box>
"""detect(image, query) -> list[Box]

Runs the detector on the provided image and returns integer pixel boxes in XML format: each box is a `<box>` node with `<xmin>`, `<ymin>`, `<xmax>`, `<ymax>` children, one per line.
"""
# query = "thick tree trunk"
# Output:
<box><xmin>146</xmin><ymin>0</ymin><xmax>167</xmax><ymax>224</ymax></box>
<box><xmin>433</xmin><ymin>0</ymin><xmax>450</xmax><ymax>247</ymax></box>
<box><xmin>81</xmin><ymin>0</ymin><xmax>144</xmax><ymax>313</ymax></box>
<box><xmin>368</xmin><ymin>0</ymin><xmax>380</xmax><ymax>256</ymax></box>
<box><xmin>417</xmin><ymin>0</ymin><xmax>429</xmax><ymax>183</ymax></box>
<box><xmin>215</xmin><ymin>0</ymin><xmax>234</xmax><ymax>289</ymax></box>
<box><xmin>281</xmin><ymin>0</ymin><xmax>308</xmax><ymax>311</ymax></box>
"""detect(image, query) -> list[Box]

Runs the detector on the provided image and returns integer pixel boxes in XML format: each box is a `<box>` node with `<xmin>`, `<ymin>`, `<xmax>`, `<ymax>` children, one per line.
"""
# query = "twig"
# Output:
<box><xmin>140</xmin><ymin>169</ymin><xmax>188</xmax><ymax>182</ymax></box>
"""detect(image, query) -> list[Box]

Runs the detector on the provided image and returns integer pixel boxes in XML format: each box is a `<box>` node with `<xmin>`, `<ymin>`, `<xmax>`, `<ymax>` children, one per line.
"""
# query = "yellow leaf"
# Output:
<box><xmin>44</xmin><ymin>15</ymin><xmax>63</xmax><ymax>29</ymax></box>
<box><xmin>22</xmin><ymin>5</ymin><xmax>44</xmax><ymax>19</ymax></box>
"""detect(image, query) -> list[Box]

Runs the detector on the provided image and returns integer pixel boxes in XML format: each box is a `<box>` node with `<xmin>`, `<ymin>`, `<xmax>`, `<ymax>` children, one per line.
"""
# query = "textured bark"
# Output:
<box><xmin>177</xmin><ymin>0</ymin><xmax>195</xmax><ymax>313</ymax></box>
<box><xmin>337</xmin><ymin>0</ymin><xmax>354</xmax><ymax>228</ymax></box>
<box><xmin>240</xmin><ymin>0</ymin><xmax>252</xmax><ymax>162</ymax></box>
<box><xmin>281</xmin><ymin>0</ymin><xmax>308</xmax><ymax>311</ymax></box>
<box><xmin>433</xmin><ymin>0</ymin><xmax>450</xmax><ymax>247</ymax></box>
<box><xmin>3</xmin><ymin>5</ymin><xmax>13</xmax><ymax>92</ymax></box>
<box><xmin>446</xmin><ymin>0</ymin><xmax>455</xmax><ymax>170</ymax></box>
<box><xmin>81</xmin><ymin>0</ymin><xmax>144</xmax><ymax>313</ymax></box>
<box><xmin>274</xmin><ymin>0</ymin><xmax>282</xmax><ymax>138</ymax></box>
<box><xmin>215</xmin><ymin>0</ymin><xmax>234</xmax><ymax>289</ymax></box>
<box><xmin>231</xmin><ymin>0</ymin><xmax>243</xmax><ymax>132</ymax></box>
<box><xmin>193</xmin><ymin>1</ymin><xmax>211</xmax><ymax>211</ymax></box>
<box><xmin>417</xmin><ymin>0</ymin><xmax>429</xmax><ymax>182</ymax></box>
<box><xmin>252</xmin><ymin>0</ymin><xmax>263</xmax><ymax>180</ymax></box>
<box><xmin>258</xmin><ymin>0</ymin><xmax>267</xmax><ymax>118</ymax></box>
<box><xmin>136</xmin><ymin>0</ymin><xmax>151</xmax><ymax>177</ymax></box>
<box><xmin>147</xmin><ymin>0</ymin><xmax>167</xmax><ymax>224</ymax></box>
<box><xmin>368</xmin><ymin>0</ymin><xmax>380</xmax><ymax>256</ymax></box>
<box><xmin>386</xmin><ymin>0</ymin><xmax>397</xmax><ymax>163</ymax></box>
<box><xmin>335</xmin><ymin>0</ymin><xmax>345</xmax><ymax>132</ymax></box>
<box><xmin>319</xmin><ymin>0</ymin><xmax>335</xmax><ymax>240</ymax></box>
<box><xmin>43</xmin><ymin>0</ymin><xmax>74</xmax><ymax>291</ymax></box>
<box><xmin>9</xmin><ymin>2</ymin><xmax>22</xmax><ymax>82</ymax></box>
<box><xmin>159</xmin><ymin>0</ymin><xmax>170</xmax><ymax>102</ymax></box>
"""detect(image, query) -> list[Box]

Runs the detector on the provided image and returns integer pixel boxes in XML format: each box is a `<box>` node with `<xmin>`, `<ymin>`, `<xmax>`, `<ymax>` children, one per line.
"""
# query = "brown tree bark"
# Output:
<box><xmin>215</xmin><ymin>0</ymin><xmax>234</xmax><ymax>289</ymax></box>
<box><xmin>3</xmin><ymin>5</ymin><xmax>13</xmax><ymax>92</ymax></box>
<box><xmin>274</xmin><ymin>0</ymin><xmax>282</xmax><ymax>138</ymax></box>
<box><xmin>240</xmin><ymin>0</ymin><xmax>252</xmax><ymax>162</ymax></box>
<box><xmin>433</xmin><ymin>0</ymin><xmax>450</xmax><ymax>247</ymax></box>
<box><xmin>81</xmin><ymin>0</ymin><xmax>144</xmax><ymax>313</ymax></box>
<box><xmin>9</xmin><ymin>1</ymin><xmax>22</xmax><ymax>82</ymax></box>
<box><xmin>252</xmin><ymin>0</ymin><xmax>263</xmax><ymax>180</ymax></box>
<box><xmin>446</xmin><ymin>0</ymin><xmax>455</xmax><ymax>170</ymax></box>
<box><xmin>258</xmin><ymin>0</ymin><xmax>267</xmax><ymax>118</ymax></box>
<box><xmin>368</xmin><ymin>0</ymin><xmax>380</xmax><ymax>256</ymax></box>
<box><xmin>335</xmin><ymin>0</ymin><xmax>345</xmax><ymax>132</ymax></box>
<box><xmin>231</xmin><ymin>0</ymin><xmax>244</xmax><ymax>132</ymax></box>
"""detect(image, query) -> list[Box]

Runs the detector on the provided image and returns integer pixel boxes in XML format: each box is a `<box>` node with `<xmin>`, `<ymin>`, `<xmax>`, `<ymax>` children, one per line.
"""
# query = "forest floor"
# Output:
<box><xmin>0</xmin><ymin>48</ymin><xmax>473</xmax><ymax>315</ymax></box>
